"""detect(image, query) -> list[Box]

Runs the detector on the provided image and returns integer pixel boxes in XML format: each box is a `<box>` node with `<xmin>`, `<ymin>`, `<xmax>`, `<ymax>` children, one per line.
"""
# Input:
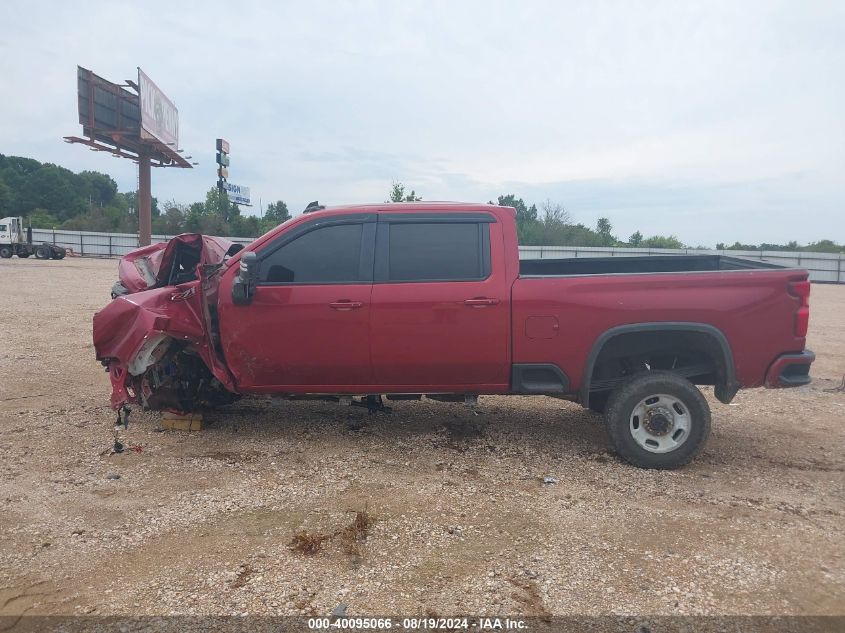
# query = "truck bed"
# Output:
<box><xmin>519</xmin><ymin>254</ymin><xmax>782</xmax><ymax>276</ymax></box>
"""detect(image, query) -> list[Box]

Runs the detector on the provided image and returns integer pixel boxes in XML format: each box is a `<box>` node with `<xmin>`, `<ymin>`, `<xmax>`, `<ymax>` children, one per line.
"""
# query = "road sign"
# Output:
<box><xmin>223</xmin><ymin>182</ymin><xmax>250</xmax><ymax>205</ymax></box>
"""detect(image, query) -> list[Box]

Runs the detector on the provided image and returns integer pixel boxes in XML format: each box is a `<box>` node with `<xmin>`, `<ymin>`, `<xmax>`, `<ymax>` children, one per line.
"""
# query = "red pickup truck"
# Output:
<box><xmin>93</xmin><ymin>203</ymin><xmax>814</xmax><ymax>469</ymax></box>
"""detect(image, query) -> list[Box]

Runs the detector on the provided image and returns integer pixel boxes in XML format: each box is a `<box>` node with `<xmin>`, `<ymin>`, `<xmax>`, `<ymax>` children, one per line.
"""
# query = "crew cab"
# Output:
<box><xmin>93</xmin><ymin>203</ymin><xmax>814</xmax><ymax>468</ymax></box>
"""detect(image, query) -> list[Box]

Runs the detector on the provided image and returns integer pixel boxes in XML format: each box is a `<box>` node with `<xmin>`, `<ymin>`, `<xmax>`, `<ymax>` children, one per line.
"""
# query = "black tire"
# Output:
<box><xmin>17</xmin><ymin>252</ymin><xmax>30</xmax><ymax>258</ymax></box>
<box><xmin>588</xmin><ymin>391</ymin><xmax>610</xmax><ymax>414</ymax></box>
<box><xmin>0</xmin><ymin>246</ymin><xmax>12</xmax><ymax>259</ymax></box>
<box><xmin>604</xmin><ymin>370</ymin><xmax>710</xmax><ymax>469</ymax></box>
<box><xmin>35</xmin><ymin>245</ymin><xmax>51</xmax><ymax>259</ymax></box>
<box><xmin>52</xmin><ymin>250</ymin><xmax>65</xmax><ymax>260</ymax></box>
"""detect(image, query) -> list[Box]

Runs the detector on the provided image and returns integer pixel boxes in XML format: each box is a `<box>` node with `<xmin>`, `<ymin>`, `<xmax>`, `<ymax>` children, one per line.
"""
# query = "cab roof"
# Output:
<box><xmin>306</xmin><ymin>201</ymin><xmax>509</xmax><ymax>215</ymax></box>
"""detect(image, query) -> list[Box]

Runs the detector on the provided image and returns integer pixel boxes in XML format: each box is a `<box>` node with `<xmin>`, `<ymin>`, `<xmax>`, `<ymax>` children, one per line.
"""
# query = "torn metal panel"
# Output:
<box><xmin>117</xmin><ymin>233</ymin><xmax>241</xmax><ymax>294</ymax></box>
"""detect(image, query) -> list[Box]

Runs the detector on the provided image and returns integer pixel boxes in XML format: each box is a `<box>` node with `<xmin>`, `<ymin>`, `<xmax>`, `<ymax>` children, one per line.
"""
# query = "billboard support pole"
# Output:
<box><xmin>138</xmin><ymin>153</ymin><xmax>152</xmax><ymax>246</ymax></box>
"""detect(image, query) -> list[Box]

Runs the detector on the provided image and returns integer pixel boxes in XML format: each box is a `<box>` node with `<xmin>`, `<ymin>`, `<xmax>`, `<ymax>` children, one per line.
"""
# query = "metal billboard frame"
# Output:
<box><xmin>65</xmin><ymin>66</ymin><xmax>193</xmax><ymax>245</ymax></box>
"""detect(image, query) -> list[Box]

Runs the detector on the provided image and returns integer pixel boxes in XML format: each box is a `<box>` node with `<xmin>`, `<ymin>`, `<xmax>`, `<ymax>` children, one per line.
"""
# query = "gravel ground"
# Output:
<box><xmin>0</xmin><ymin>256</ymin><xmax>842</xmax><ymax>618</ymax></box>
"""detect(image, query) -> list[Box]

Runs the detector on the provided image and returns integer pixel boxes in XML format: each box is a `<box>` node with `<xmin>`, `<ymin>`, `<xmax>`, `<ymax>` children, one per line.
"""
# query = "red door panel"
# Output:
<box><xmin>370</xmin><ymin>279</ymin><xmax>509</xmax><ymax>387</ymax></box>
<box><xmin>224</xmin><ymin>284</ymin><xmax>372</xmax><ymax>390</ymax></box>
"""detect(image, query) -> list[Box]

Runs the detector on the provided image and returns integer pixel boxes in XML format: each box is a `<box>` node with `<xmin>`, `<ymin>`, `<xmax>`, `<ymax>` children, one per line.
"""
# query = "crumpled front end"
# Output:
<box><xmin>114</xmin><ymin>233</ymin><xmax>241</xmax><ymax>295</ymax></box>
<box><xmin>94</xmin><ymin>275</ymin><xmax>238</xmax><ymax>412</ymax></box>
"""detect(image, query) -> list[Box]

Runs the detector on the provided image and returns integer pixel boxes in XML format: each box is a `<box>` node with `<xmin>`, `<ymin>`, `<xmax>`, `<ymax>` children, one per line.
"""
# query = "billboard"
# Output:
<box><xmin>76</xmin><ymin>67</ymin><xmax>140</xmax><ymax>145</ymax></box>
<box><xmin>223</xmin><ymin>182</ymin><xmax>251</xmax><ymax>205</ymax></box>
<box><xmin>138</xmin><ymin>68</ymin><xmax>179</xmax><ymax>147</ymax></box>
<box><xmin>70</xmin><ymin>66</ymin><xmax>189</xmax><ymax>169</ymax></box>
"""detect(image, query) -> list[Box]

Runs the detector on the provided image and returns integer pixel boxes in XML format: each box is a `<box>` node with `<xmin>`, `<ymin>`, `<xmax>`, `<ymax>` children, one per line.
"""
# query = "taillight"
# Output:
<box><xmin>788</xmin><ymin>280</ymin><xmax>811</xmax><ymax>337</ymax></box>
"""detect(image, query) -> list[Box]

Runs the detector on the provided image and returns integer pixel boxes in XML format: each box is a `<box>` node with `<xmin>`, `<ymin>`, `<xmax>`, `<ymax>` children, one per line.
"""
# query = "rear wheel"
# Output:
<box><xmin>0</xmin><ymin>246</ymin><xmax>12</xmax><ymax>258</ymax></box>
<box><xmin>604</xmin><ymin>371</ymin><xmax>710</xmax><ymax>469</ymax></box>
<box><xmin>35</xmin><ymin>245</ymin><xmax>51</xmax><ymax>259</ymax></box>
<box><xmin>51</xmin><ymin>250</ymin><xmax>65</xmax><ymax>259</ymax></box>
<box><xmin>17</xmin><ymin>252</ymin><xmax>30</xmax><ymax>258</ymax></box>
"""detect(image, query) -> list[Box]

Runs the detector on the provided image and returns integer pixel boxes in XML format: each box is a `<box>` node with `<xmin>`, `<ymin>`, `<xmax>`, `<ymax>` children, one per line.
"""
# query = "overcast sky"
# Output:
<box><xmin>1</xmin><ymin>0</ymin><xmax>843</xmax><ymax>246</ymax></box>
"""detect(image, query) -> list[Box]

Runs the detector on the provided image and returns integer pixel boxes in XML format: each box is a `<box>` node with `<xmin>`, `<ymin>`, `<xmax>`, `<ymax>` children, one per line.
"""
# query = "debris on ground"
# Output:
<box><xmin>288</xmin><ymin>531</ymin><xmax>333</xmax><ymax>556</ymax></box>
<box><xmin>337</xmin><ymin>510</ymin><xmax>371</xmax><ymax>556</ymax></box>
<box><xmin>288</xmin><ymin>509</ymin><xmax>372</xmax><ymax>557</ymax></box>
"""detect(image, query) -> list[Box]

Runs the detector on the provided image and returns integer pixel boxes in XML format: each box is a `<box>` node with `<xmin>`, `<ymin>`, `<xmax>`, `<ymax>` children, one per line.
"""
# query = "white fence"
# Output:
<box><xmin>31</xmin><ymin>228</ymin><xmax>254</xmax><ymax>258</ymax></box>
<box><xmin>519</xmin><ymin>245</ymin><xmax>845</xmax><ymax>284</ymax></box>
<box><xmin>30</xmin><ymin>228</ymin><xmax>845</xmax><ymax>284</ymax></box>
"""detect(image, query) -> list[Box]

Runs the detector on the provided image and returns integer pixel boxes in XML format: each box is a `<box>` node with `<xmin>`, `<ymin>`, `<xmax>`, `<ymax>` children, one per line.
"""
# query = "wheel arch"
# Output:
<box><xmin>580</xmin><ymin>322</ymin><xmax>738</xmax><ymax>408</ymax></box>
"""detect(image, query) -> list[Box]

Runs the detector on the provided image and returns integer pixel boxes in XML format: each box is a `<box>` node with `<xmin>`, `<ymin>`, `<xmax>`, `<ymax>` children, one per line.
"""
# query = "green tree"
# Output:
<box><xmin>205</xmin><ymin>187</ymin><xmax>235</xmax><ymax>223</ymax></box>
<box><xmin>537</xmin><ymin>200</ymin><xmax>574</xmax><ymax>244</ymax></box>
<box><xmin>0</xmin><ymin>180</ymin><xmax>10</xmax><ymax>214</ymax></box>
<box><xmin>265</xmin><ymin>200</ymin><xmax>291</xmax><ymax>223</ymax></box>
<box><xmin>28</xmin><ymin>208</ymin><xmax>60</xmax><ymax>228</ymax></box>
<box><xmin>78</xmin><ymin>171</ymin><xmax>118</xmax><ymax>206</ymax></box>
<box><xmin>540</xmin><ymin>199</ymin><xmax>571</xmax><ymax>227</ymax></box>
<box><xmin>184</xmin><ymin>202</ymin><xmax>206</xmax><ymax>233</ymax></box>
<box><xmin>152</xmin><ymin>201</ymin><xmax>187</xmax><ymax>236</ymax></box>
<box><xmin>388</xmin><ymin>181</ymin><xmax>421</xmax><ymax>202</ymax></box>
<box><xmin>596</xmin><ymin>217</ymin><xmax>615</xmax><ymax>246</ymax></box>
<box><xmin>259</xmin><ymin>200</ymin><xmax>291</xmax><ymax>234</ymax></box>
<box><xmin>803</xmin><ymin>239</ymin><xmax>844</xmax><ymax>253</ymax></box>
<box><xmin>492</xmin><ymin>194</ymin><xmax>539</xmax><ymax>243</ymax></box>
<box><xmin>124</xmin><ymin>191</ymin><xmax>161</xmax><ymax>218</ymax></box>
<box><xmin>493</xmin><ymin>194</ymin><xmax>537</xmax><ymax>225</ymax></box>
<box><xmin>239</xmin><ymin>215</ymin><xmax>262</xmax><ymax>238</ymax></box>
<box><xmin>642</xmin><ymin>235</ymin><xmax>684</xmax><ymax>249</ymax></box>
<box><xmin>629</xmin><ymin>231</ymin><xmax>643</xmax><ymax>246</ymax></box>
<box><xmin>20</xmin><ymin>165</ymin><xmax>86</xmax><ymax>220</ymax></box>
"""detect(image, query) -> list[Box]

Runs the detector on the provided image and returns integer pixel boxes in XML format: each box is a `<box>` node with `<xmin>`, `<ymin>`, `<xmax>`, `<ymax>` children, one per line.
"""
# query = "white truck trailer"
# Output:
<box><xmin>0</xmin><ymin>217</ymin><xmax>66</xmax><ymax>260</ymax></box>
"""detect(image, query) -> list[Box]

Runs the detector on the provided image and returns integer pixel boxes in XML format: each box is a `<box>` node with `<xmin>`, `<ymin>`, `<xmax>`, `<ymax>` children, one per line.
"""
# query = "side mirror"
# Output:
<box><xmin>232</xmin><ymin>251</ymin><xmax>258</xmax><ymax>305</ymax></box>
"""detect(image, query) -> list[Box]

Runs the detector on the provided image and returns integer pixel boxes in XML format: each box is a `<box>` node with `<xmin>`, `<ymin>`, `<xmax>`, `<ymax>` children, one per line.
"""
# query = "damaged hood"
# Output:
<box><xmin>117</xmin><ymin>234</ymin><xmax>240</xmax><ymax>294</ymax></box>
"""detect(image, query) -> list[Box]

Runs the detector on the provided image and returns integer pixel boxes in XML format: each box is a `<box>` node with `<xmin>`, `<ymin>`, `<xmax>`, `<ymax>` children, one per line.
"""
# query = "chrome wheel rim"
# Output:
<box><xmin>629</xmin><ymin>393</ymin><xmax>691</xmax><ymax>453</ymax></box>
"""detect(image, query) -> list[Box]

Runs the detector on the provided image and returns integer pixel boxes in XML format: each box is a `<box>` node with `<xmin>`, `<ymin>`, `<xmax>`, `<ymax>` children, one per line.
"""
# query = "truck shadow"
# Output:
<box><xmin>199</xmin><ymin>395</ymin><xmax>610</xmax><ymax>463</ymax></box>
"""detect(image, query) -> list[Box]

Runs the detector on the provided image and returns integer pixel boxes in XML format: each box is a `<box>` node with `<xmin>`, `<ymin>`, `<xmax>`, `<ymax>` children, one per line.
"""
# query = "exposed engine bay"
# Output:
<box><xmin>136</xmin><ymin>339</ymin><xmax>237</xmax><ymax>412</ymax></box>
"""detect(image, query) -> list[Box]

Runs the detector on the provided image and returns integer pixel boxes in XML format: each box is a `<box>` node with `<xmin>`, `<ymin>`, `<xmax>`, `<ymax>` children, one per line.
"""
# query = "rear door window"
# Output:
<box><xmin>384</xmin><ymin>222</ymin><xmax>489</xmax><ymax>282</ymax></box>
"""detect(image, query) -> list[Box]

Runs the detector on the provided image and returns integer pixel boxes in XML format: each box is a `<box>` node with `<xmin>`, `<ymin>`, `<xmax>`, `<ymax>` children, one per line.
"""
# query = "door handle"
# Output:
<box><xmin>464</xmin><ymin>297</ymin><xmax>500</xmax><ymax>307</ymax></box>
<box><xmin>329</xmin><ymin>300</ymin><xmax>363</xmax><ymax>310</ymax></box>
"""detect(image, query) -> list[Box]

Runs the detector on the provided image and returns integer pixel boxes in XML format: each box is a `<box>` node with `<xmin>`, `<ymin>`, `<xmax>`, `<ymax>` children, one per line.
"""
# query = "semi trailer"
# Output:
<box><xmin>0</xmin><ymin>216</ymin><xmax>67</xmax><ymax>260</ymax></box>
